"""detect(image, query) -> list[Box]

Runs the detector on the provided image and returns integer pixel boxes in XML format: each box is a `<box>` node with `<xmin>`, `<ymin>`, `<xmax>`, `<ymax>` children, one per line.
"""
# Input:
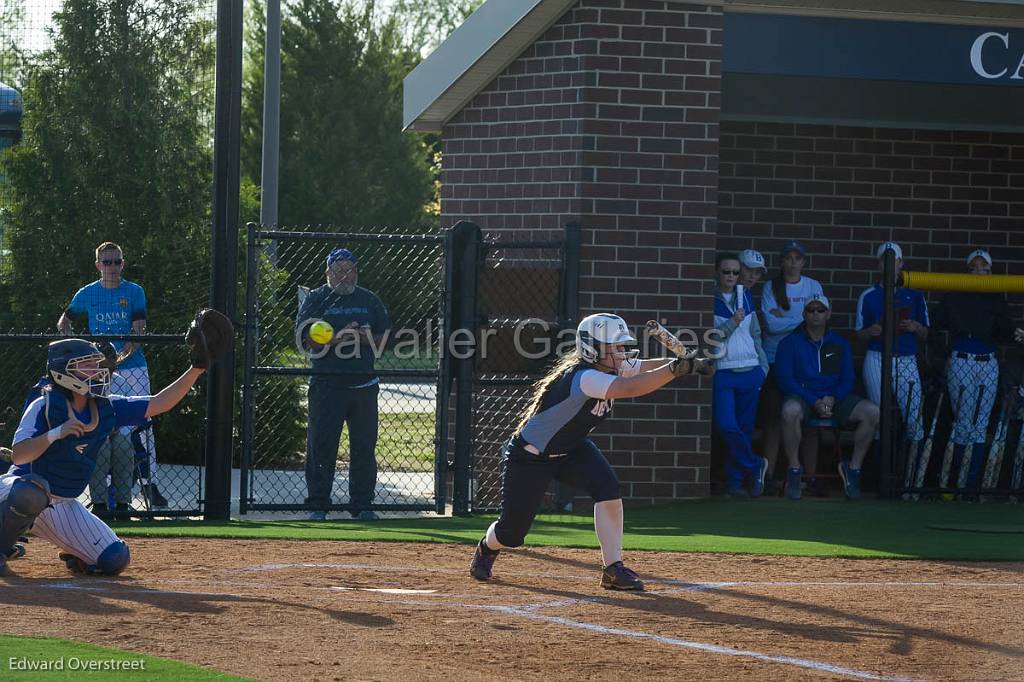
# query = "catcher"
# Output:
<box><xmin>469</xmin><ymin>313</ymin><xmax>712</xmax><ymax>591</ymax></box>
<box><xmin>0</xmin><ymin>309</ymin><xmax>232</xmax><ymax>576</ymax></box>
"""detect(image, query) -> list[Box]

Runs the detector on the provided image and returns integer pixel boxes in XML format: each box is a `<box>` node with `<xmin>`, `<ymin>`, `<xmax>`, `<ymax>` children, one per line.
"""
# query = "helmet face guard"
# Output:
<box><xmin>47</xmin><ymin>340</ymin><xmax>115</xmax><ymax>398</ymax></box>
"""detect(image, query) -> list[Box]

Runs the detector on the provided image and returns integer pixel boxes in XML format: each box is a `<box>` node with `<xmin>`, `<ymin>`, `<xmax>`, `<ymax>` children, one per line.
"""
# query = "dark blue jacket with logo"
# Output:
<box><xmin>774</xmin><ymin>324</ymin><xmax>854</xmax><ymax>404</ymax></box>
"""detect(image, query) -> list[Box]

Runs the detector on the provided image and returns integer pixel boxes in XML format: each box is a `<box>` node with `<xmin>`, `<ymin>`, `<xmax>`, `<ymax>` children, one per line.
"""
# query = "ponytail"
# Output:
<box><xmin>771</xmin><ymin>274</ymin><xmax>790</xmax><ymax>312</ymax></box>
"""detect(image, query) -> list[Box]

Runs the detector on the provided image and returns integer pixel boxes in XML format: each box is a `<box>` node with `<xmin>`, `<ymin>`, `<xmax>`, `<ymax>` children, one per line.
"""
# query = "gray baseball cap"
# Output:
<box><xmin>739</xmin><ymin>249</ymin><xmax>766</xmax><ymax>272</ymax></box>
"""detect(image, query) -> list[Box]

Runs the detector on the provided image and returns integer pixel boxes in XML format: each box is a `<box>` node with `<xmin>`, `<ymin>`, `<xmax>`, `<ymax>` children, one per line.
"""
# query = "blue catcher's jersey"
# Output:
<box><xmin>9</xmin><ymin>385</ymin><xmax>150</xmax><ymax>498</ymax></box>
<box><xmin>518</xmin><ymin>365</ymin><xmax>616</xmax><ymax>455</ymax></box>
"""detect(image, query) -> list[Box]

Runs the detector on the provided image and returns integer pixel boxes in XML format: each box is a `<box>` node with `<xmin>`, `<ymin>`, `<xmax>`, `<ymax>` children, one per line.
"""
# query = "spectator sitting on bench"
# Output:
<box><xmin>773</xmin><ymin>294</ymin><xmax>879</xmax><ymax>501</ymax></box>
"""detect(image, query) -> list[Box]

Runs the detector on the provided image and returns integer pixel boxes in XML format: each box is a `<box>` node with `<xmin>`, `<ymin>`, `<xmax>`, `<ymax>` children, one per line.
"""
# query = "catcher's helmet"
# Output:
<box><xmin>47</xmin><ymin>339</ymin><xmax>114</xmax><ymax>398</ymax></box>
<box><xmin>576</xmin><ymin>313</ymin><xmax>637</xmax><ymax>364</ymax></box>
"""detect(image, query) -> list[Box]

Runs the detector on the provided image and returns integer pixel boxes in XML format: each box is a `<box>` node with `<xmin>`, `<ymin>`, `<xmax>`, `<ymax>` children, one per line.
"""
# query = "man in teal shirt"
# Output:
<box><xmin>58</xmin><ymin>242</ymin><xmax>166</xmax><ymax>511</ymax></box>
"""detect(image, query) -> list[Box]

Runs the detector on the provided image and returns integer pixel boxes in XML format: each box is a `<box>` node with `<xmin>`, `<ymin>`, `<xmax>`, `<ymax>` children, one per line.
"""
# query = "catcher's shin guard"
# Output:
<box><xmin>0</xmin><ymin>474</ymin><xmax>50</xmax><ymax>557</ymax></box>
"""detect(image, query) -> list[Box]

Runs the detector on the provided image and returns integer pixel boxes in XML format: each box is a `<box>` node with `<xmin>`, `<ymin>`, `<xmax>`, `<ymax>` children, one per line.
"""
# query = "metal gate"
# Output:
<box><xmin>239</xmin><ymin>224</ymin><xmax>450</xmax><ymax>515</ymax></box>
<box><xmin>446</xmin><ymin>223</ymin><xmax>581</xmax><ymax>514</ymax></box>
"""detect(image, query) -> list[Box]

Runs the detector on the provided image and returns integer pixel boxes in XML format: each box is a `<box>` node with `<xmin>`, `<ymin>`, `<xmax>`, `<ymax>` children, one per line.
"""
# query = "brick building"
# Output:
<box><xmin>403</xmin><ymin>0</ymin><xmax>1024</xmax><ymax>503</ymax></box>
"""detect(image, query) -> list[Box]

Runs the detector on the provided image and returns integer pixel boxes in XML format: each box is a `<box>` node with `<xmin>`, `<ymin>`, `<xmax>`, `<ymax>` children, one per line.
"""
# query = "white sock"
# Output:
<box><xmin>484</xmin><ymin>521</ymin><xmax>506</xmax><ymax>551</ymax></box>
<box><xmin>594</xmin><ymin>499</ymin><xmax>623</xmax><ymax>567</ymax></box>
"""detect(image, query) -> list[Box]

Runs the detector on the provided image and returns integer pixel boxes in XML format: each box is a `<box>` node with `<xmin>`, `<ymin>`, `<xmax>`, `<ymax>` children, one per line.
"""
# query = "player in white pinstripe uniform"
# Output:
<box><xmin>932</xmin><ymin>249</ymin><xmax>1023</xmax><ymax>488</ymax></box>
<box><xmin>856</xmin><ymin>242</ymin><xmax>929</xmax><ymax>444</ymax></box>
<box><xmin>0</xmin><ymin>338</ymin><xmax>205</xmax><ymax>576</ymax></box>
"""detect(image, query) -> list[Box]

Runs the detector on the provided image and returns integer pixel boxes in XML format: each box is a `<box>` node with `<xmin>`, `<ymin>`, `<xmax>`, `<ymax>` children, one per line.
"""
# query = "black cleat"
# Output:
<box><xmin>143</xmin><ymin>483</ymin><xmax>168</xmax><ymax>508</ymax></box>
<box><xmin>470</xmin><ymin>541</ymin><xmax>498</xmax><ymax>581</ymax></box>
<box><xmin>601</xmin><ymin>561</ymin><xmax>644</xmax><ymax>591</ymax></box>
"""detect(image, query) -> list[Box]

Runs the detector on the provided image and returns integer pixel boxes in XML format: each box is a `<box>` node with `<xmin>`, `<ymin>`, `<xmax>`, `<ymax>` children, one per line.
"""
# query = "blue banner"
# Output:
<box><xmin>724</xmin><ymin>13</ymin><xmax>1024</xmax><ymax>86</ymax></box>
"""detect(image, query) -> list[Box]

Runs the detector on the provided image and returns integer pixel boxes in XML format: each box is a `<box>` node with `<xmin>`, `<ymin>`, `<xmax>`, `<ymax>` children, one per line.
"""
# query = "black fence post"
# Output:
<box><xmin>560</xmin><ymin>223</ymin><xmax>582</xmax><ymax>330</ymax></box>
<box><xmin>879</xmin><ymin>248</ymin><xmax>897</xmax><ymax>498</ymax></box>
<box><xmin>204</xmin><ymin>0</ymin><xmax>243</xmax><ymax>521</ymax></box>
<box><xmin>239</xmin><ymin>222</ymin><xmax>259</xmax><ymax>515</ymax></box>
<box><xmin>451</xmin><ymin>221</ymin><xmax>481</xmax><ymax>516</ymax></box>
<box><xmin>433</xmin><ymin>227</ymin><xmax>456</xmax><ymax>514</ymax></box>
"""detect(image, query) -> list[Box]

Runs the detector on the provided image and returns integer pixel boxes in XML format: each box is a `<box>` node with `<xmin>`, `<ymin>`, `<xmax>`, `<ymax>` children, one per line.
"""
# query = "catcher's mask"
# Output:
<box><xmin>576</xmin><ymin>313</ymin><xmax>638</xmax><ymax>366</ymax></box>
<box><xmin>47</xmin><ymin>339</ymin><xmax>115</xmax><ymax>398</ymax></box>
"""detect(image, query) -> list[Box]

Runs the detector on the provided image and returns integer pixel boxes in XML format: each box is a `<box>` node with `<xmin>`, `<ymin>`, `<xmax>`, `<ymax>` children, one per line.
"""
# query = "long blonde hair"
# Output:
<box><xmin>514</xmin><ymin>350</ymin><xmax>586</xmax><ymax>435</ymax></box>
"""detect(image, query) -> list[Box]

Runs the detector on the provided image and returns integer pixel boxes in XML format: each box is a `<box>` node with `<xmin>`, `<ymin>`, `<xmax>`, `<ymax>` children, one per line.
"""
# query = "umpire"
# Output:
<box><xmin>932</xmin><ymin>248</ymin><xmax>1019</xmax><ymax>488</ymax></box>
<box><xmin>299</xmin><ymin>248</ymin><xmax>391</xmax><ymax>521</ymax></box>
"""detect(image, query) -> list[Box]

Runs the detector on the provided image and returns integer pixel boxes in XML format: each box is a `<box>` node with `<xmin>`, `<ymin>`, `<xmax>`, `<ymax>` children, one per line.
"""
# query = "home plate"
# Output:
<box><xmin>330</xmin><ymin>587</ymin><xmax>438</xmax><ymax>594</ymax></box>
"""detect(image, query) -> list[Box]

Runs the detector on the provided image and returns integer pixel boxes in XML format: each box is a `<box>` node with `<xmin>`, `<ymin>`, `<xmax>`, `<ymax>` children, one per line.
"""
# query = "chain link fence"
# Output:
<box><xmin>240</xmin><ymin>225</ymin><xmax>446</xmax><ymax>515</ymax></box>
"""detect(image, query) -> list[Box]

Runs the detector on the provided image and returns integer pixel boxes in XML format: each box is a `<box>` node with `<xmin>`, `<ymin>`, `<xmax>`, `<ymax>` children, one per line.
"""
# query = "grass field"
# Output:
<box><xmin>110</xmin><ymin>497</ymin><xmax>1024</xmax><ymax>560</ymax></box>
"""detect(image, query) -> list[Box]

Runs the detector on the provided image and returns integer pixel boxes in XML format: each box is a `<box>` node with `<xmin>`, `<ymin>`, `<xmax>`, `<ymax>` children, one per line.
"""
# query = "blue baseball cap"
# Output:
<box><xmin>326</xmin><ymin>248</ymin><xmax>357</xmax><ymax>267</ymax></box>
<box><xmin>781</xmin><ymin>240</ymin><xmax>807</xmax><ymax>258</ymax></box>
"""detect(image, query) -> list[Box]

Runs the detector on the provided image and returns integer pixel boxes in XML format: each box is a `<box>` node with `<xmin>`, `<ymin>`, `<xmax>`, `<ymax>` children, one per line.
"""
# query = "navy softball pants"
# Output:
<box><xmin>492</xmin><ymin>438</ymin><xmax>621</xmax><ymax>548</ymax></box>
<box><xmin>305</xmin><ymin>381</ymin><xmax>379</xmax><ymax>511</ymax></box>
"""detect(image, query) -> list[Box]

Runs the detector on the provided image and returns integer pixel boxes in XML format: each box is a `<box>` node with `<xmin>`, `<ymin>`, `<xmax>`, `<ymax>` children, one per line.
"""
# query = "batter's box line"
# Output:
<box><xmin>452</xmin><ymin>602</ymin><xmax>932</xmax><ymax>682</ymax></box>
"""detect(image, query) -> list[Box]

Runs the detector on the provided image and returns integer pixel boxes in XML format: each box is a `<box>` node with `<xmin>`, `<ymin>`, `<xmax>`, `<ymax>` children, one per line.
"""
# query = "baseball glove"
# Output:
<box><xmin>185</xmin><ymin>308</ymin><xmax>234</xmax><ymax>369</ymax></box>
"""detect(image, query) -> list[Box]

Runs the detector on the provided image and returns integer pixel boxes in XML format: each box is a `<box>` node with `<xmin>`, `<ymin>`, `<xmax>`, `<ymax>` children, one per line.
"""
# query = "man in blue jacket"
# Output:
<box><xmin>774</xmin><ymin>294</ymin><xmax>879</xmax><ymax>500</ymax></box>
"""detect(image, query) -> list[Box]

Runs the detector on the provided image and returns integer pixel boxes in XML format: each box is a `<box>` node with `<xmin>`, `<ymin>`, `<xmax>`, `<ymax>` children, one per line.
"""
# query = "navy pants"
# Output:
<box><xmin>713</xmin><ymin>367</ymin><xmax>765</xmax><ymax>490</ymax></box>
<box><xmin>305</xmin><ymin>381</ymin><xmax>379</xmax><ymax>510</ymax></box>
<box><xmin>493</xmin><ymin>438</ymin><xmax>621</xmax><ymax>548</ymax></box>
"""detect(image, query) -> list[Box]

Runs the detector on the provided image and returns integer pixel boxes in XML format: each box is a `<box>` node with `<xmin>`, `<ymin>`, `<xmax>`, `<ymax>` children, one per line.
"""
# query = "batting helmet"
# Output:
<box><xmin>576</xmin><ymin>313</ymin><xmax>637</xmax><ymax>364</ymax></box>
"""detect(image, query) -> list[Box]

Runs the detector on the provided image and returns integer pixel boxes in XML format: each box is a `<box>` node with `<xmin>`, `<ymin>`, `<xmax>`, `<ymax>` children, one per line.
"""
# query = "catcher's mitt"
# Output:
<box><xmin>186</xmin><ymin>309</ymin><xmax>234</xmax><ymax>369</ymax></box>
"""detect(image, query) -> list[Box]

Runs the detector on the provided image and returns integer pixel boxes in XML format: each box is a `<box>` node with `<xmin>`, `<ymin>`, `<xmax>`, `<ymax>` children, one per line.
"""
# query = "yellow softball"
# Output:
<box><xmin>309</xmin><ymin>320</ymin><xmax>334</xmax><ymax>344</ymax></box>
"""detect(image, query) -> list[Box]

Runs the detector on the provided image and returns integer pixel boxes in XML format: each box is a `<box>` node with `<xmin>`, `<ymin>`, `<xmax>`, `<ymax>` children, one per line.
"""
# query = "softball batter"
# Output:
<box><xmin>469</xmin><ymin>313</ymin><xmax>712</xmax><ymax>591</ymax></box>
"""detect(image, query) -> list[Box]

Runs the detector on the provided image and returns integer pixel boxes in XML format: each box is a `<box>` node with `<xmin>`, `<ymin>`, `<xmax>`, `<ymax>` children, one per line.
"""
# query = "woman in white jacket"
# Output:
<box><xmin>712</xmin><ymin>253</ymin><xmax>770</xmax><ymax>497</ymax></box>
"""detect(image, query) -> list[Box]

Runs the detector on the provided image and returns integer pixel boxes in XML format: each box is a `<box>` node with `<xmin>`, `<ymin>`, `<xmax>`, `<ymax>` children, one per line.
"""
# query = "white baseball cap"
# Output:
<box><xmin>805</xmin><ymin>293</ymin><xmax>831</xmax><ymax>310</ymax></box>
<box><xmin>739</xmin><ymin>249</ymin><xmax>766</xmax><ymax>272</ymax></box>
<box><xmin>966</xmin><ymin>248</ymin><xmax>992</xmax><ymax>267</ymax></box>
<box><xmin>876</xmin><ymin>241</ymin><xmax>903</xmax><ymax>260</ymax></box>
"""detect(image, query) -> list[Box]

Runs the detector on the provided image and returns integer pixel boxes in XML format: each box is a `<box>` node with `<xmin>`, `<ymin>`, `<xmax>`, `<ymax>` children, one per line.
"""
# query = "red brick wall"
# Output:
<box><xmin>718</xmin><ymin>122</ymin><xmax>1024</xmax><ymax>332</ymax></box>
<box><xmin>441</xmin><ymin>0</ymin><xmax>723</xmax><ymax>503</ymax></box>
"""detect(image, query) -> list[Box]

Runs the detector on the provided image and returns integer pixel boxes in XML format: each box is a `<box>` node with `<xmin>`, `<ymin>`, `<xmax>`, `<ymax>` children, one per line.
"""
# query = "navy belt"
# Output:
<box><xmin>956</xmin><ymin>352</ymin><xmax>992</xmax><ymax>362</ymax></box>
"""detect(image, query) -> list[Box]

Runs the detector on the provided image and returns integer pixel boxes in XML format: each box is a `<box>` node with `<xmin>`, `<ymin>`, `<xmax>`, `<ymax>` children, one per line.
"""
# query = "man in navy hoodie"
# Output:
<box><xmin>774</xmin><ymin>294</ymin><xmax>879</xmax><ymax>500</ymax></box>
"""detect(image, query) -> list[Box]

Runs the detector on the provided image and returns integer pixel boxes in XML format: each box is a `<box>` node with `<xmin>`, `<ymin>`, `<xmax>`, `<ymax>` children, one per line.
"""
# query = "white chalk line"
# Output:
<box><xmin>460</xmin><ymin>602</ymin><xmax>930</xmax><ymax>682</ymax></box>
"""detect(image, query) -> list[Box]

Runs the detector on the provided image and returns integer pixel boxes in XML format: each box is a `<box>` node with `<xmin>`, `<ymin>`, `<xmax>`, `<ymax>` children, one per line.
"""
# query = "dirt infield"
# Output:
<box><xmin>1</xmin><ymin>538</ymin><xmax>1021</xmax><ymax>681</ymax></box>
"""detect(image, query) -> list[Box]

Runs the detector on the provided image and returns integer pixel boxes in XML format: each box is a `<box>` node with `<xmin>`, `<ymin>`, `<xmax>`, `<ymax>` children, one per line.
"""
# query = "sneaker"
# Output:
<box><xmin>601</xmin><ymin>561</ymin><xmax>644</xmax><ymax>591</ymax></box>
<box><xmin>786</xmin><ymin>467</ymin><xmax>803</xmax><ymax>500</ymax></box>
<box><xmin>839</xmin><ymin>461</ymin><xmax>861</xmax><ymax>500</ymax></box>
<box><xmin>91</xmin><ymin>502</ymin><xmax>112</xmax><ymax>520</ymax></box>
<box><xmin>113</xmin><ymin>503</ymin><xmax>133</xmax><ymax>521</ymax></box>
<box><xmin>763</xmin><ymin>478</ymin><xmax>780</xmax><ymax>497</ymax></box>
<box><xmin>750</xmin><ymin>456</ymin><xmax>769</xmax><ymax>497</ymax></box>
<box><xmin>307</xmin><ymin>511</ymin><xmax>327</xmax><ymax>521</ymax></box>
<box><xmin>470</xmin><ymin>541</ymin><xmax>498</xmax><ymax>581</ymax></box>
<box><xmin>354</xmin><ymin>510</ymin><xmax>379</xmax><ymax>521</ymax></box>
<box><xmin>59</xmin><ymin>552</ymin><xmax>91</xmax><ymax>574</ymax></box>
<box><xmin>143</xmin><ymin>483</ymin><xmax>169</xmax><ymax>508</ymax></box>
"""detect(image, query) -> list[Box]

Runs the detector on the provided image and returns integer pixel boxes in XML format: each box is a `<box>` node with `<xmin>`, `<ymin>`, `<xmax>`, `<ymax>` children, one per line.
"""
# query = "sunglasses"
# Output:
<box><xmin>100</xmin><ymin>258</ymin><xmax>123</xmax><ymax>266</ymax></box>
<box><xmin>804</xmin><ymin>307</ymin><xmax>828</xmax><ymax>315</ymax></box>
<box><xmin>719</xmin><ymin>269</ymin><xmax>740</xmax><ymax>276</ymax></box>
